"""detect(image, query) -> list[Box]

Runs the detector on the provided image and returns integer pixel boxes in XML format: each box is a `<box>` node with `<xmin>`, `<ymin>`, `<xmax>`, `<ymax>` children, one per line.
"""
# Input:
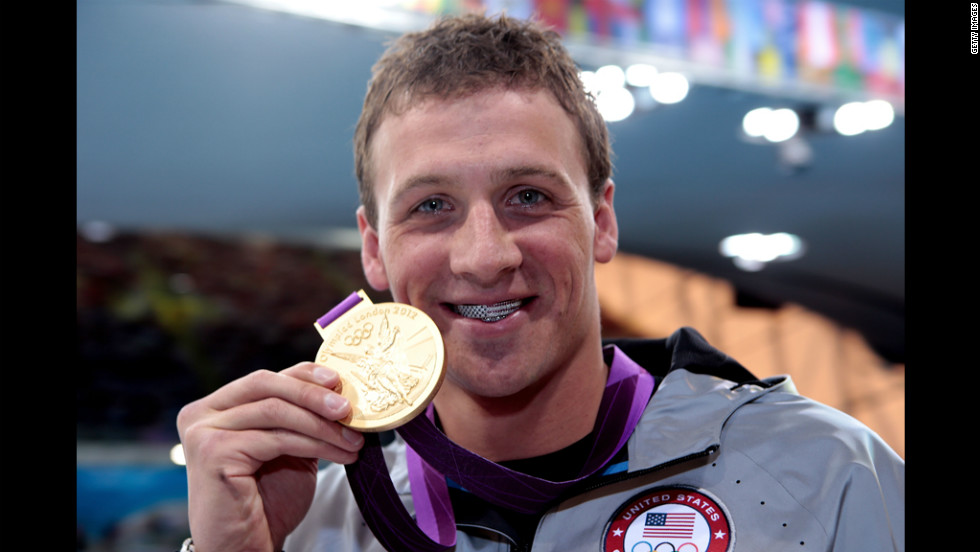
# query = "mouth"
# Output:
<box><xmin>448</xmin><ymin>298</ymin><xmax>534</xmax><ymax>323</ymax></box>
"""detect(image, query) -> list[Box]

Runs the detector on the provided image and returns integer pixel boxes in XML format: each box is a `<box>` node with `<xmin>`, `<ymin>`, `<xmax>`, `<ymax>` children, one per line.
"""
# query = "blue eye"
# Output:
<box><xmin>513</xmin><ymin>189</ymin><xmax>545</xmax><ymax>206</ymax></box>
<box><xmin>416</xmin><ymin>198</ymin><xmax>448</xmax><ymax>213</ymax></box>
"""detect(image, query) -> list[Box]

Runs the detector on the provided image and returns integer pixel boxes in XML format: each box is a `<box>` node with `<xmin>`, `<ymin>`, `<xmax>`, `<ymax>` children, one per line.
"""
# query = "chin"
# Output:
<box><xmin>449</xmin><ymin>353</ymin><xmax>554</xmax><ymax>399</ymax></box>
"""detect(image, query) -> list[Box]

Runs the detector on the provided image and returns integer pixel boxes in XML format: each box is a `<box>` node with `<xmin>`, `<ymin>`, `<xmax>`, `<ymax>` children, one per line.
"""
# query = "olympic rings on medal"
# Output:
<box><xmin>343</xmin><ymin>322</ymin><xmax>374</xmax><ymax>346</ymax></box>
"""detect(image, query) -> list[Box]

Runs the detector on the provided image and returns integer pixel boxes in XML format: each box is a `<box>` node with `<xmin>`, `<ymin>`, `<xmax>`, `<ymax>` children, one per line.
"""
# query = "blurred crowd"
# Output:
<box><xmin>77</xmin><ymin>228</ymin><xmax>389</xmax><ymax>550</ymax></box>
<box><xmin>77</xmin><ymin>228</ymin><xmax>384</xmax><ymax>443</ymax></box>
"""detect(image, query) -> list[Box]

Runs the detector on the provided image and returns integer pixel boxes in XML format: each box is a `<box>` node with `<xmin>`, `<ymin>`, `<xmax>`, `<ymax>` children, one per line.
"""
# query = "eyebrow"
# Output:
<box><xmin>389</xmin><ymin>174</ymin><xmax>453</xmax><ymax>209</ymax></box>
<box><xmin>495</xmin><ymin>165</ymin><xmax>567</xmax><ymax>186</ymax></box>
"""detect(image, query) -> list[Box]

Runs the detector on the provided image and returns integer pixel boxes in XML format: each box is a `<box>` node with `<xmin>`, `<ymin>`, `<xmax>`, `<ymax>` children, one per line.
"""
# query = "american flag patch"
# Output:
<box><xmin>643</xmin><ymin>512</ymin><xmax>697</xmax><ymax>539</ymax></box>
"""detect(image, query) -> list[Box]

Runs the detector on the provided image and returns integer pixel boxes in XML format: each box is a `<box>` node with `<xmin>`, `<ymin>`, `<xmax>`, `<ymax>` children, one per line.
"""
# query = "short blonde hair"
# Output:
<box><xmin>353</xmin><ymin>13</ymin><xmax>612</xmax><ymax>227</ymax></box>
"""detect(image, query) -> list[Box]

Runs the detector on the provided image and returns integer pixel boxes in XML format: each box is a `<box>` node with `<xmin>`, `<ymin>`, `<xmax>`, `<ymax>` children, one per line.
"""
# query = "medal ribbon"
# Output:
<box><xmin>321</xmin><ymin>293</ymin><xmax>654</xmax><ymax>551</ymax></box>
<box><xmin>315</xmin><ymin>291</ymin><xmax>365</xmax><ymax>328</ymax></box>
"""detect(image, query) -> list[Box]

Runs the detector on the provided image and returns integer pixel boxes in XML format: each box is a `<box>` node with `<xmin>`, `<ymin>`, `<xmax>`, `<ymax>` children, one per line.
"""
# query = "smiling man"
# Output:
<box><xmin>357</xmin><ymin>86</ymin><xmax>617</xmax><ymax>462</ymax></box>
<box><xmin>176</xmin><ymin>13</ymin><xmax>904</xmax><ymax>552</ymax></box>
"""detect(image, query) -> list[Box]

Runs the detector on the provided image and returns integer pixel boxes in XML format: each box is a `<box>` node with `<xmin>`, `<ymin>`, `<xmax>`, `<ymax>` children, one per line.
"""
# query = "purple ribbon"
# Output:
<box><xmin>344</xmin><ymin>347</ymin><xmax>653</xmax><ymax>551</ymax></box>
<box><xmin>319</xmin><ymin>293</ymin><xmax>654</xmax><ymax>551</ymax></box>
<box><xmin>316</xmin><ymin>291</ymin><xmax>364</xmax><ymax>329</ymax></box>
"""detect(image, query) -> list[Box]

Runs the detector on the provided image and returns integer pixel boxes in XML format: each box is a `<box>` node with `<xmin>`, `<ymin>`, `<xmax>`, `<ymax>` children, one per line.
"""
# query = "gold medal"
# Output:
<box><xmin>314</xmin><ymin>290</ymin><xmax>446</xmax><ymax>432</ymax></box>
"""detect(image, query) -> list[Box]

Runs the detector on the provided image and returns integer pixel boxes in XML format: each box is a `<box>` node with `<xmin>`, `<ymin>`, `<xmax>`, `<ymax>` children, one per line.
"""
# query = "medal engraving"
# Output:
<box><xmin>315</xmin><ymin>292</ymin><xmax>445</xmax><ymax>432</ymax></box>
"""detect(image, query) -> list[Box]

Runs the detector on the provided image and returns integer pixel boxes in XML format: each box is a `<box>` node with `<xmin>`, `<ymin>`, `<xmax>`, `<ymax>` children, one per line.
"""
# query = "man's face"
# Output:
<box><xmin>357</xmin><ymin>87</ymin><xmax>618</xmax><ymax>401</ymax></box>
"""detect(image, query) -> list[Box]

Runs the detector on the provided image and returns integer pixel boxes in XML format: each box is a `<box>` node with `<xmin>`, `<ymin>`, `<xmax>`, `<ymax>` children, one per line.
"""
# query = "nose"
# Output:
<box><xmin>449</xmin><ymin>201</ymin><xmax>522</xmax><ymax>285</ymax></box>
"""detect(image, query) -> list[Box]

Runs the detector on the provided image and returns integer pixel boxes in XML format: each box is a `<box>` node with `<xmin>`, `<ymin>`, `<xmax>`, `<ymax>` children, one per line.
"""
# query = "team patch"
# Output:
<box><xmin>603</xmin><ymin>486</ymin><xmax>733</xmax><ymax>552</ymax></box>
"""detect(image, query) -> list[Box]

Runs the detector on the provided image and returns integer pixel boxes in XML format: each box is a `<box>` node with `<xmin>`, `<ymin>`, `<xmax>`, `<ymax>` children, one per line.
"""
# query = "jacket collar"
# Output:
<box><xmin>605</xmin><ymin>327</ymin><xmax>794</xmax><ymax>471</ymax></box>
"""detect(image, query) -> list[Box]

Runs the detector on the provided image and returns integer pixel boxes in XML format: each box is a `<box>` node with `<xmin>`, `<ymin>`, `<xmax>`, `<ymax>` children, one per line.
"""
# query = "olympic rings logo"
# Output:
<box><xmin>631</xmin><ymin>543</ymin><xmax>700</xmax><ymax>552</ymax></box>
<box><xmin>344</xmin><ymin>323</ymin><xmax>374</xmax><ymax>346</ymax></box>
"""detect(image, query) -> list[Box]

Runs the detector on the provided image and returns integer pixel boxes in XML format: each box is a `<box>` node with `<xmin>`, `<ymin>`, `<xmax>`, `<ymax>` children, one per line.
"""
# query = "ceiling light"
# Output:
<box><xmin>763</xmin><ymin>108</ymin><xmax>800</xmax><ymax>142</ymax></box>
<box><xmin>719</xmin><ymin>232</ymin><xmax>805</xmax><ymax>271</ymax></box>
<box><xmin>625</xmin><ymin>63</ymin><xmax>658</xmax><ymax>87</ymax></box>
<box><xmin>648</xmin><ymin>72</ymin><xmax>689</xmax><ymax>104</ymax></box>
<box><xmin>741</xmin><ymin>107</ymin><xmax>800</xmax><ymax>143</ymax></box>
<box><xmin>742</xmin><ymin>107</ymin><xmax>772</xmax><ymax>138</ymax></box>
<box><xmin>832</xmin><ymin>99</ymin><xmax>895</xmax><ymax>135</ymax></box>
<box><xmin>595</xmin><ymin>65</ymin><xmax>626</xmax><ymax>90</ymax></box>
<box><xmin>595</xmin><ymin>86</ymin><xmax>635</xmax><ymax>122</ymax></box>
<box><xmin>579</xmin><ymin>70</ymin><xmax>599</xmax><ymax>96</ymax></box>
<box><xmin>833</xmin><ymin>101</ymin><xmax>869</xmax><ymax>136</ymax></box>
<box><xmin>863</xmin><ymin>99</ymin><xmax>895</xmax><ymax>131</ymax></box>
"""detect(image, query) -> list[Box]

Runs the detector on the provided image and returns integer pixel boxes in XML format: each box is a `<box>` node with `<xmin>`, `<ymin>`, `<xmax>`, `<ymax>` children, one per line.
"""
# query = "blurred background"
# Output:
<box><xmin>76</xmin><ymin>0</ymin><xmax>904</xmax><ymax>550</ymax></box>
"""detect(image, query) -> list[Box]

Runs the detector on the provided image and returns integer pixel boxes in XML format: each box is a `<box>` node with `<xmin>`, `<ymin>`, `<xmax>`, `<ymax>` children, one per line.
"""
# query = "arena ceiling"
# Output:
<box><xmin>76</xmin><ymin>0</ymin><xmax>905</xmax><ymax>363</ymax></box>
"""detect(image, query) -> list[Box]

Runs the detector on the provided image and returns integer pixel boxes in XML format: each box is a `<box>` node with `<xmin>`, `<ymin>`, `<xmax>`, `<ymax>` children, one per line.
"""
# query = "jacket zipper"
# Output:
<box><xmin>506</xmin><ymin>444</ymin><xmax>721</xmax><ymax>551</ymax></box>
<box><xmin>578</xmin><ymin>444</ymin><xmax>720</xmax><ymax>495</ymax></box>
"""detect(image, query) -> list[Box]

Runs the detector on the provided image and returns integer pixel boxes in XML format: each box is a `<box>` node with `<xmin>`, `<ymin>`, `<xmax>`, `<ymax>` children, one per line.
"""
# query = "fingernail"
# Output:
<box><xmin>312</xmin><ymin>366</ymin><xmax>332</xmax><ymax>385</ymax></box>
<box><xmin>342</xmin><ymin>427</ymin><xmax>363</xmax><ymax>446</ymax></box>
<box><xmin>325</xmin><ymin>393</ymin><xmax>349</xmax><ymax>412</ymax></box>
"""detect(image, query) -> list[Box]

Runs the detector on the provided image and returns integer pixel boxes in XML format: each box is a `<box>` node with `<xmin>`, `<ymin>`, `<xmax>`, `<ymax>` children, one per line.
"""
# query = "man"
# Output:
<box><xmin>177</xmin><ymin>13</ymin><xmax>904</xmax><ymax>552</ymax></box>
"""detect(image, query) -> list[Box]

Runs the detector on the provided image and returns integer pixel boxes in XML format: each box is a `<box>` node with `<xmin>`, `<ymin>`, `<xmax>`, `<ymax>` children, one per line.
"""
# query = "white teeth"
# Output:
<box><xmin>454</xmin><ymin>299</ymin><xmax>523</xmax><ymax>322</ymax></box>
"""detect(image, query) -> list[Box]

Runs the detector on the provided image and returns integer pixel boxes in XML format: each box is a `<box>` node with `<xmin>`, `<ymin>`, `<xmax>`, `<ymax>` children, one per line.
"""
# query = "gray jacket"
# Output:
<box><xmin>285</xmin><ymin>328</ymin><xmax>904</xmax><ymax>551</ymax></box>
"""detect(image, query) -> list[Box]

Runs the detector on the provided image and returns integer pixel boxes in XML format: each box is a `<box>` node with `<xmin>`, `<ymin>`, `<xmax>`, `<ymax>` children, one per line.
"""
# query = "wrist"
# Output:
<box><xmin>178</xmin><ymin>538</ymin><xmax>285</xmax><ymax>552</ymax></box>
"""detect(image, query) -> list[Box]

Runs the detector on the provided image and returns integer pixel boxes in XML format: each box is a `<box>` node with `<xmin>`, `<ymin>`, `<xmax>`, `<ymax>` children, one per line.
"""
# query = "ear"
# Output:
<box><xmin>593</xmin><ymin>180</ymin><xmax>619</xmax><ymax>264</ymax></box>
<box><xmin>357</xmin><ymin>206</ymin><xmax>391</xmax><ymax>291</ymax></box>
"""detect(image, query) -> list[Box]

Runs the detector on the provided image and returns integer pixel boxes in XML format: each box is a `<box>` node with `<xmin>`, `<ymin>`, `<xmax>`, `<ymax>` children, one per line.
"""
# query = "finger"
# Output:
<box><xmin>211</xmin><ymin>396</ymin><xmax>364</xmax><ymax>452</ymax></box>
<box><xmin>204</xmin><ymin>364</ymin><xmax>348</xmax><ymax>420</ymax></box>
<box><xmin>235</xmin><ymin>427</ymin><xmax>359</xmax><ymax>465</ymax></box>
<box><xmin>190</xmin><ymin>425</ymin><xmax>361</xmax><ymax>468</ymax></box>
<box><xmin>282</xmin><ymin>362</ymin><xmax>344</xmax><ymax>391</ymax></box>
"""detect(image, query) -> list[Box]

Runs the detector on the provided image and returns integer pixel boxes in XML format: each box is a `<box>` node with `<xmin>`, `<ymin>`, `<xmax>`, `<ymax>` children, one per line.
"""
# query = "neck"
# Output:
<box><xmin>432</xmin><ymin>348</ymin><xmax>609</xmax><ymax>462</ymax></box>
